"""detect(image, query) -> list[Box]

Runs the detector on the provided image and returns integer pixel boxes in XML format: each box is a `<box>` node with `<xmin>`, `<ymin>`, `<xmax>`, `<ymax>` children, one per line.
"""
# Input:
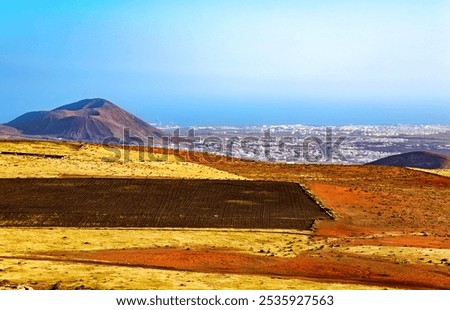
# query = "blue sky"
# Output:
<box><xmin>1</xmin><ymin>0</ymin><xmax>449</xmax><ymax>125</ymax></box>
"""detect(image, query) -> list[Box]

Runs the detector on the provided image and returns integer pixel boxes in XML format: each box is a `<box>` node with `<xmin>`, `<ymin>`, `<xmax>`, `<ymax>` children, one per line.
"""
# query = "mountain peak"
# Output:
<box><xmin>52</xmin><ymin>98</ymin><xmax>112</xmax><ymax>111</ymax></box>
<box><xmin>5</xmin><ymin>98</ymin><xmax>166</xmax><ymax>143</ymax></box>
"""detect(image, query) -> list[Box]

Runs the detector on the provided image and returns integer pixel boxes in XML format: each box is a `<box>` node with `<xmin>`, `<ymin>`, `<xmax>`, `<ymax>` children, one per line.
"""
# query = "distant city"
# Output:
<box><xmin>160</xmin><ymin>124</ymin><xmax>450</xmax><ymax>164</ymax></box>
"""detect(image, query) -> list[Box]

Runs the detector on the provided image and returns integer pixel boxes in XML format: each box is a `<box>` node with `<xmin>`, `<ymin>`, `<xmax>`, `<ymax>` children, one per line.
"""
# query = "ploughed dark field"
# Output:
<box><xmin>0</xmin><ymin>178</ymin><xmax>330</xmax><ymax>229</ymax></box>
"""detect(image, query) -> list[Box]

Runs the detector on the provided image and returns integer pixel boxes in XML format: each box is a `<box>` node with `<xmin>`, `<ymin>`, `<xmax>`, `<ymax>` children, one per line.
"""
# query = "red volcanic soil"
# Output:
<box><xmin>4</xmin><ymin>146</ymin><xmax>448</xmax><ymax>290</ymax></box>
<box><xmin>198</xmin><ymin>161</ymin><xmax>450</xmax><ymax>246</ymax></box>
<box><xmin>49</xmin><ymin>247</ymin><xmax>450</xmax><ymax>289</ymax></box>
<box><xmin>28</xmin><ymin>156</ymin><xmax>449</xmax><ymax>290</ymax></box>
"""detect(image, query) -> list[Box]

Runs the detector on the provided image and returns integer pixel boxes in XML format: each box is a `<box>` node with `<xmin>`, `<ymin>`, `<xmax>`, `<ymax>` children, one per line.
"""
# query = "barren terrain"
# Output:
<box><xmin>0</xmin><ymin>140</ymin><xmax>243</xmax><ymax>179</ymax></box>
<box><xmin>0</xmin><ymin>141</ymin><xmax>449</xmax><ymax>290</ymax></box>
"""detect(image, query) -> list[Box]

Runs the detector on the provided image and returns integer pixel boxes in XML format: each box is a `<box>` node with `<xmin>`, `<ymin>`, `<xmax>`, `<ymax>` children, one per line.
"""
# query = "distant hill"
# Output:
<box><xmin>366</xmin><ymin>151</ymin><xmax>450</xmax><ymax>169</ymax></box>
<box><xmin>4</xmin><ymin>98</ymin><xmax>166</xmax><ymax>143</ymax></box>
<box><xmin>0</xmin><ymin>125</ymin><xmax>22</xmax><ymax>138</ymax></box>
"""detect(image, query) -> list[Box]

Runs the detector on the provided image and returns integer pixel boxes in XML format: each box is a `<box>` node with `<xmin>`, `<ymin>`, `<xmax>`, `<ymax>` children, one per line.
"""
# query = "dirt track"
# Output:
<box><xmin>17</xmin><ymin>247</ymin><xmax>448</xmax><ymax>290</ymax></box>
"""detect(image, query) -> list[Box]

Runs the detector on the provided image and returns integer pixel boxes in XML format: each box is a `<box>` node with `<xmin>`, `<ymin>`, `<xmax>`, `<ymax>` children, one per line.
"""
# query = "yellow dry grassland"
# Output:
<box><xmin>427</xmin><ymin>169</ymin><xmax>450</xmax><ymax>178</ymax></box>
<box><xmin>0</xmin><ymin>140</ymin><xmax>244</xmax><ymax>179</ymax></box>
<box><xmin>0</xmin><ymin>228</ymin><xmax>317</xmax><ymax>259</ymax></box>
<box><xmin>0</xmin><ymin>228</ymin><xmax>381</xmax><ymax>290</ymax></box>
<box><xmin>412</xmin><ymin>168</ymin><xmax>450</xmax><ymax>178</ymax></box>
<box><xmin>0</xmin><ymin>141</ymin><xmax>388</xmax><ymax>290</ymax></box>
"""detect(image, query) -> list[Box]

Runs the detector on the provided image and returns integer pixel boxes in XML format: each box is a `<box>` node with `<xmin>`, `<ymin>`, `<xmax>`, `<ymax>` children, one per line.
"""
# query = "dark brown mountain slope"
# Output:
<box><xmin>366</xmin><ymin>151</ymin><xmax>450</xmax><ymax>169</ymax></box>
<box><xmin>5</xmin><ymin>98</ymin><xmax>166</xmax><ymax>143</ymax></box>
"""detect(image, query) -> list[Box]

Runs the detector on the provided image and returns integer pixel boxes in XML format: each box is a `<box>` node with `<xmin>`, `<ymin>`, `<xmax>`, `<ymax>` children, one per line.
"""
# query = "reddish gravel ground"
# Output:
<box><xmin>5</xmin><ymin>148</ymin><xmax>450</xmax><ymax>289</ymax></box>
<box><xmin>200</xmin><ymin>161</ymin><xmax>450</xmax><ymax>243</ymax></box>
<box><xmin>43</xmin><ymin>161</ymin><xmax>447</xmax><ymax>289</ymax></box>
<box><xmin>160</xmin><ymin>159</ymin><xmax>450</xmax><ymax>289</ymax></box>
<box><xmin>48</xmin><ymin>247</ymin><xmax>450</xmax><ymax>289</ymax></box>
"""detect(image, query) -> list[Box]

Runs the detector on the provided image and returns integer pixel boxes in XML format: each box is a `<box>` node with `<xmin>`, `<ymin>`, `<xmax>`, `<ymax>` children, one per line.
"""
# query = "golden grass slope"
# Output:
<box><xmin>412</xmin><ymin>168</ymin><xmax>450</xmax><ymax>178</ymax></box>
<box><xmin>0</xmin><ymin>228</ymin><xmax>381</xmax><ymax>290</ymax></box>
<box><xmin>0</xmin><ymin>140</ymin><xmax>244</xmax><ymax>179</ymax></box>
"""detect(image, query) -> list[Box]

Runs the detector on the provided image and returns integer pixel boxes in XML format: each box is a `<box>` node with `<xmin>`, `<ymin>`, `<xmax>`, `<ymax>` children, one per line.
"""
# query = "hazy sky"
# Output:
<box><xmin>1</xmin><ymin>0</ymin><xmax>449</xmax><ymax>125</ymax></box>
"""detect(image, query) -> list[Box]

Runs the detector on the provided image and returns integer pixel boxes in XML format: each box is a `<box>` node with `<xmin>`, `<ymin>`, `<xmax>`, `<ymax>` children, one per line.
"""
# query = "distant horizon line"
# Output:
<box><xmin>1</xmin><ymin>96</ymin><xmax>449</xmax><ymax>128</ymax></box>
<box><xmin>152</xmin><ymin>122</ymin><xmax>450</xmax><ymax>128</ymax></box>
